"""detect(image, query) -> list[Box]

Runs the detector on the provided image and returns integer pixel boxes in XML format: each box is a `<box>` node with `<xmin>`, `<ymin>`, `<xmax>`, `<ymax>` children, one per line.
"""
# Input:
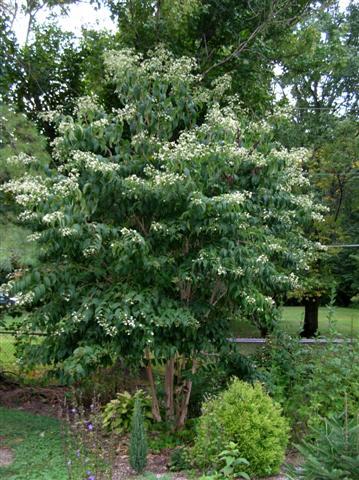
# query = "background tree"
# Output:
<box><xmin>11</xmin><ymin>24</ymin><xmax>84</xmax><ymax>141</ymax></box>
<box><xmin>0</xmin><ymin>104</ymin><xmax>48</xmax><ymax>289</ymax></box>
<box><xmin>272</xmin><ymin>1</ymin><xmax>359</xmax><ymax>330</ymax></box>
<box><xmin>106</xmin><ymin>0</ymin><xmax>318</xmax><ymax>113</ymax></box>
<box><xmin>3</xmin><ymin>49</ymin><xmax>323</xmax><ymax>427</ymax></box>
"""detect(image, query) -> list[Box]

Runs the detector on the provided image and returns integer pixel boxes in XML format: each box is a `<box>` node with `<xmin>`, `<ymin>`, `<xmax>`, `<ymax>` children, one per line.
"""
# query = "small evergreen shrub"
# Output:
<box><xmin>129</xmin><ymin>397</ymin><xmax>148</xmax><ymax>474</ymax></box>
<box><xmin>191</xmin><ymin>379</ymin><xmax>289</xmax><ymax>477</ymax></box>
<box><xmin>287</xmin><ymin>413</ymin><xmax>359</xmax><ymax>479</ymax></box>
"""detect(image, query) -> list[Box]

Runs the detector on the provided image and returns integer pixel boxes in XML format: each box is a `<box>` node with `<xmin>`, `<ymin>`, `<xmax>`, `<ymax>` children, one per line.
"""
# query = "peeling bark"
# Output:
<box><xmin>176</xmin><ymin>360</ymin><xmax>197</xmax><ymax>429</ymax></box>
<box><xmin>146</xmin><ymin>361</ymin><xmax>162</xmax><ymax>422</ymax></box>
<box><xmin>165</xmin><ymin>358</ymin><xmax>175</xmax><ymax>422</ymax></box>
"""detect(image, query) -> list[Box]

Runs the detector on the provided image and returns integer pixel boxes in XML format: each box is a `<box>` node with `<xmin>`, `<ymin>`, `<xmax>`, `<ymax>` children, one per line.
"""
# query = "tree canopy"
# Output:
<box><xmin>2</xmin><ymin>49</ymin><xmax>325</xmax><ymax>423</ymax></box>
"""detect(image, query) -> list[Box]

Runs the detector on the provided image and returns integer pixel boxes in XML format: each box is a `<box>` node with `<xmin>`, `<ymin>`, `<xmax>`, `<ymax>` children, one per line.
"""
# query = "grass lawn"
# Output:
<box><xmin>0</xmin><ymin>334</ymin><xmax>16</xmax><ymax>368</ymax></box>
<box><xmin>0</xmin><ymin>407</ymin><xmax>67</xmax><ymax>480</ymax></box>
<box><xmin>231</xmin><ymin>306</ymin><xmax>359</xmax><ymax>337</ymax></box>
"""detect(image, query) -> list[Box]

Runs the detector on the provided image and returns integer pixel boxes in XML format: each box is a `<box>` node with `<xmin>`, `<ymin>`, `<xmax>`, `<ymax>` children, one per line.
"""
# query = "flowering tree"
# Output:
<box><xmin>1</xmin><ymin>48</ymin><xmax>324</xmax><ymax>427</ymax></box>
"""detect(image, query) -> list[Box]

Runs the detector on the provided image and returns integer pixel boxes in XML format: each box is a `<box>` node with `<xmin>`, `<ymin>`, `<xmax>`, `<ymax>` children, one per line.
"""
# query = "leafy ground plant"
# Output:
<box><xmin>199</xmin><ymin>442</ymin><xmax>250</xmax><ymax>480</ymax></box>
<box><xmin>102</xmin><ymin>389</ymin><xmax>152</xmax><ymax>434</ymax></box>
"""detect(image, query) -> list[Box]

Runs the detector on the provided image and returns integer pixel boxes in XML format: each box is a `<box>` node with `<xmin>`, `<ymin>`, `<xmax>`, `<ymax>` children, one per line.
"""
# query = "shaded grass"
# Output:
<box><xmin>0</xmin><ymin>407</ymin><xmax>67</xmax><ymax>480</ymax></box>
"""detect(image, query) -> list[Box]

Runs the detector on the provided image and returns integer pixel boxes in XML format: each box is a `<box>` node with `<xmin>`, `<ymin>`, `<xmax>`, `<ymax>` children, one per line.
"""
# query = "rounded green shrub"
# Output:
<box><xmin>191</xmin><ymin>379</ymin><xmax>290</xmax><ymax>477</ymax></box>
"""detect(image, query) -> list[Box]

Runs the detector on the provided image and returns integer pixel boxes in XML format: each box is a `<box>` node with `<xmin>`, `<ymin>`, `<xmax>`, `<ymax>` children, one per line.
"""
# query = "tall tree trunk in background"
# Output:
<box><xmin>301</xmin><ymin>297</ymin><xmax>319</xmax><ymax>337</ymax></box>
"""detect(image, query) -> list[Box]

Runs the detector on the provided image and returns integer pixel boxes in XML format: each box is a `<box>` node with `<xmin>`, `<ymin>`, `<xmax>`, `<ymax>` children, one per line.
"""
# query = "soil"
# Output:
<box><xmin>0</xmin><ymin>447</ymin><xmax>13</xmax><ymax>467</ymax></box>
<box><xmin>0</xmin><ymin>383</ymin><xmax>66</xmax><ymax>417</ymax></box>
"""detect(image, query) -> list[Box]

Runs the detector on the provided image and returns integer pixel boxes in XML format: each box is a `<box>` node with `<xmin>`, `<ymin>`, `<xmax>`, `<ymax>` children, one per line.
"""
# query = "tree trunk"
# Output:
<box><xmin>165</xmin><ymin>358</ymin><xmax>175</xmax><ymax>422</ymax></box>
<box><xmin>301</xmin><ymin>297</ymin><xmax>319</xmax><ymax>338</ymax></box>
<box><xmin>176</xmin><ymin>360</ymin><xmax>197</xmax><ymax>430</ymax></box>
<box><xmin>145</xmin><ymin>362</ymin><xmax>162</xmax><ymax>422</ymax></box>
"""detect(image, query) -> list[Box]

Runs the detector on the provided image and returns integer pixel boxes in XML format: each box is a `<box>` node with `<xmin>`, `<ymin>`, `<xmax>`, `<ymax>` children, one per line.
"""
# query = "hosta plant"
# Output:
<box><xmin>102</xmin><ymin>390</ymin><xmax>152</xmax><ymax>434</ymax></box>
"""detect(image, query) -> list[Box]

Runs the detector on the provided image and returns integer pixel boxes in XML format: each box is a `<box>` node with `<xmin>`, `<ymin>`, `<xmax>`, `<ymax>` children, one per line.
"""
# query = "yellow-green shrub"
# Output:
<box><xmin>191</xmin><ymin>379</ymin><xmax>290</xmax><ymax>477</ymax></box>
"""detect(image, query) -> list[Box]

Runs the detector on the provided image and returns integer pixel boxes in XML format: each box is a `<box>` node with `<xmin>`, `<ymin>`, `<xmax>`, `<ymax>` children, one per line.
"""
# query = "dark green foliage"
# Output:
<box><xmin>189</xmin><ymin>349</ymin><xmax>259</xmax><ymax>418</ymax></box>
<box><xmin>191</xmin><ymin>379</ymin><xmax>289</xmax><ymax>477</ymax></box>
<box><xmin>148</xmin><ymin>420</ymin><xmax>196</xmax><ymax>453</ymax></box>
<box><xmin>129</xmin><ymin>397</ymin><xmax>148</xmax><ymax>474</ymax></box>
<box><xmin>257</xmin><ymin>333</ymin><xmax>359</xmax><ymax>435</ymax></box>
<box><xmin>169</xmin><ymin>447</ymin><xmax>191</xmax><ymax>472</ymax></box>
<box><xmin>287</xmin><ymin>413</ymin><xmax>359</xmax><ymax>480</ymax></box>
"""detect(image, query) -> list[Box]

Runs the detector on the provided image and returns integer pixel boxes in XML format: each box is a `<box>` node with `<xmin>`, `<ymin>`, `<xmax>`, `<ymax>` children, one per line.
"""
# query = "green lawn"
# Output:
<box><xmin>0</xmin><ymin>408</ymin><xmax>67</xmax><ymax>480</ymax></box>
<box><xmin>231</xmin><ymin>306</ymin><xmax>359</xmax><ymax>337</ymax></box>
<box><xmin>0</xmin><ymin>334</ymin><xmax>16</xmax><ymax>368</ymax></box>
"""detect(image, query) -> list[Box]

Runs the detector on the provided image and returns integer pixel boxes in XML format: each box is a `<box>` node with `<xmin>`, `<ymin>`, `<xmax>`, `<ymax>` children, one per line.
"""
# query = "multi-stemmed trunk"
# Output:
<box><xmin>145</xmin><ymin>354</ymin><xmax>196</xmax><ymax>430</ymax></box>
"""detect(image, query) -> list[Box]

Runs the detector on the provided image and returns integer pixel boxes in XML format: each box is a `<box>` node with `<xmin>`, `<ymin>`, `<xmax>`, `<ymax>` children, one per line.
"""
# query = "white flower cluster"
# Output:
<box><xmin>27</xmin><ymin>232</ymin><xmax>42</xmax><ymax>242</ymax></box>
<box><xmin>92</xmin><ymin>118</ymin><xmax>109</xmax><ymax>129</ymax></box>
<box><xmin>95</xmin><ymin>314</ymin><xmax>118</xmax><ymax>337</ymax></box>
<box><xmin>104</xmin><ymin>49</ymin><xmax>143</xmax><ymax>79</ymax></box>
<box><xmin>211</xmin><ymin>191</ymin><xmax>252</xmax><ymax>206</ymax></box>
<box><xmin>15</xmin><ymin>291</ymin><xmax>35</xmax><ymax>306</ymax></box>
<box><xmin>42</xmin><ymin>211</ymin><xmax>65</xmax><ymax>225</ymax></box>
<box><xmin>217</xmin><ymin>265</ymin><xmax>227</xmax><ymax>276</ymax></box>
<box><xmin>243</xmin><ymin>293</ymin><xmax>256</xmax><ymax>305</ymax></box>
<box><xmin>59</xmin><ymin>227</ymin><xmax>77</xmax><ymax>237</ymax></box>
<box><xmin>233</xmin><ymin>267</ymin><xmax>244</xmax><ymax>277</ymax></box>
<box><xmin>211</xmin><ymin>73</ymin><xmax>232</xmax><ymax>98</ymax></box>
<box><xmin>206</xmin><ymin>104</ymin><xmax>239</xmax><ymax>132</ymax></box>
<box><xmin>18</xmin><ymin>211</ymin><xmax>39</xmax><ymax>222</ymax></box>
<box><xmin>122</xmin><ymin>312</ymin><xmax>136</xmax><ymax>334</ymax></box>
<box><xmin>112</xmin><ymin>104</ymin><xmax>137</xmax><ymax>122</ymax></box>
<box><xmin>72</xmin><ymin>151</ymin><xmax>120</xmax><ymax>174</ymax></box>
<box><xmin>1</xmin><ymin>175</ymin><xmax>48</xmax><ymax>206</ymax></box>
<box><xmin>256</xmin><ymin>254</ymin><xmax>269</xmax><ymax>264</ymax></box>
<box><xmin>120</xmin><ymin>227</ymin><xmax>145</xmax><ymax>245</ymax></box>
<box><xmin>152</xmin><ymin>171</ymin><xmax>185</xmax><ymax>187</ymax></box>
<box><xmin>150</xmin><ymin>222</ymin><xmax>170</xmax><ymax>234</ymax></box>
<box><xmin>265</xmin><ymin>296</ymin><xmax>275</xmax><ymax>306</ymax></box>
<box><xmin>6</xmin><ymin>152</ymin><xmax>38</xmax><ymax>166</ymax></box>
<box><xmin>71</xmin><ymin>310</ymin><xmax>84</xmax><ymax>323</ymax></box>
<box><xmin>75</xmin><ymin>95</ymin><xmax>101</xmax><ymax>116</ymax></box>
<box><xmin>83</xmin><ymin>246</ymin><xmax>99</xmax><ymax>257</ymax></box>
<box><xmin>52</xmin><ymin>175</ymin><xmax>79</xmax><ymax>197</ymax></box>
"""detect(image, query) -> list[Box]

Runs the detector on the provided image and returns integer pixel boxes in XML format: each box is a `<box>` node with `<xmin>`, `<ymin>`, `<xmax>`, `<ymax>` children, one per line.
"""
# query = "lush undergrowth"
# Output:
<box><xmin>0</xmin><ymin>407</ymin><xmax>67</xmax><ymax>480</ymax></box>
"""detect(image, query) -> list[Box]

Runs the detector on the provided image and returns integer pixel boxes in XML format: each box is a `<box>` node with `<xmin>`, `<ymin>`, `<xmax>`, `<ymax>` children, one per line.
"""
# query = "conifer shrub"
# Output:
<box><xmin>287</xmin><ymin>413</ymin><xmax>359</xmax><ymax>479</ymax></box>
<box><xmin>129</xmin><ymin>397</ymin><xmax>148</xmax><ymax>474</ymax></box>
<box><xmin>191</xmin><ymin>379</ymin><xmax>289</xmax><ymax>477</ymax></box>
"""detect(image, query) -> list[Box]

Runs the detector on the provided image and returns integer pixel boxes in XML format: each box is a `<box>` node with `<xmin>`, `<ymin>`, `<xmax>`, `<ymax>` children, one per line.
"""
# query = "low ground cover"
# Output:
<box><xmin>0</xmin><ymin>407</ymin><xmax>67</xmax><ymax>480</ymax></box>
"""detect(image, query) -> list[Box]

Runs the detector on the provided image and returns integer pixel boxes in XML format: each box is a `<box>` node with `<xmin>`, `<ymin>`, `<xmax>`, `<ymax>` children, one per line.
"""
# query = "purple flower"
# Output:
<box><xmin>71</xmin><ymin>408</ymin><xmax>77</xmax><ymax>413</ymax></box>
<box><xmin>76</xmin><ymin>449</ymin><xmax>80</xmax><ymax>458</ymax></box>
<box><xmin>86</xmin><ymin>422</ymin><xmax>94</xmax><ymax>431</ymax></box>
<box><xmin>88</xmin><ymin>476</ymin><xmax>95</xmax><ymax>480</ymax></box>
